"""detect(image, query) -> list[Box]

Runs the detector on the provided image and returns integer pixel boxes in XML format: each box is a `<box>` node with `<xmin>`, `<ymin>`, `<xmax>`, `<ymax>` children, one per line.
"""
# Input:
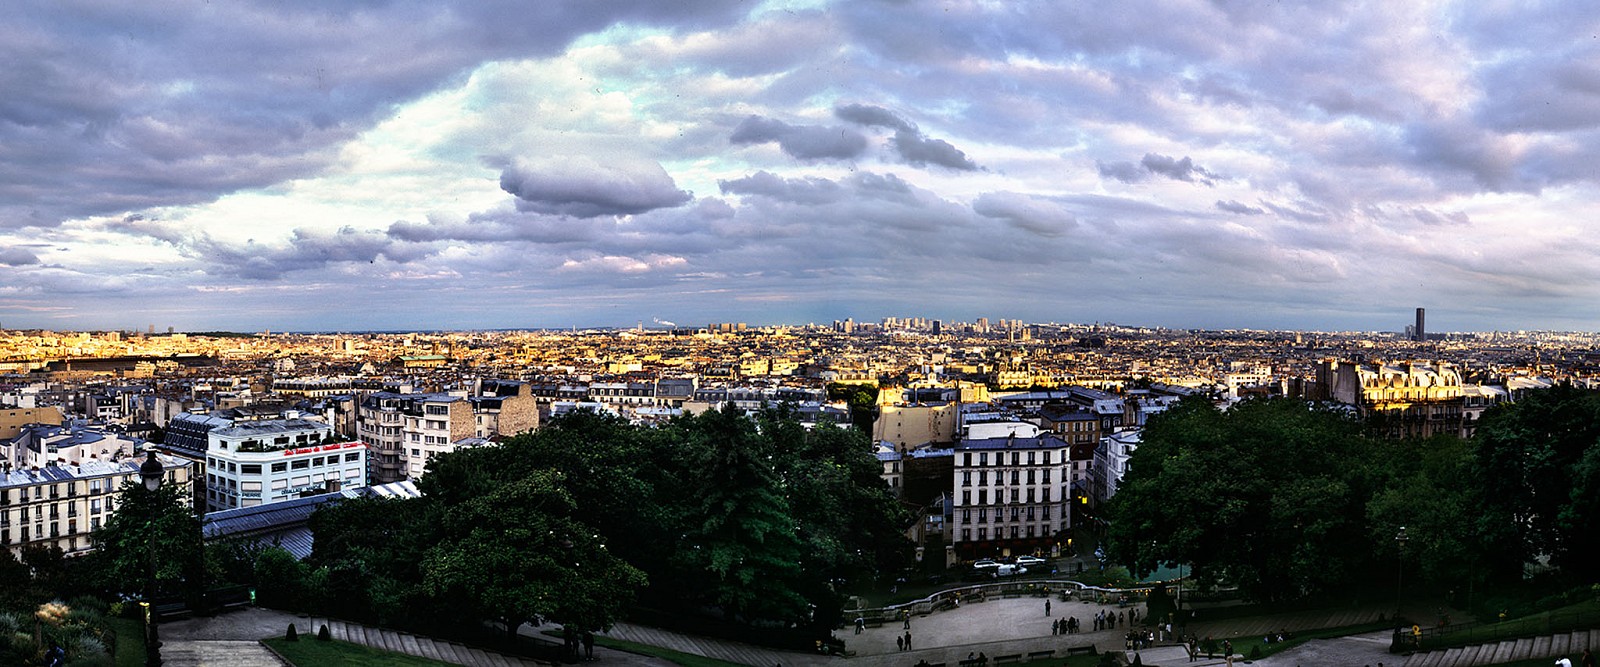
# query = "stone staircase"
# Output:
<box><xmin>293</xmin><ymin>617</ymin><xmax>548</xmax><ymax>667</ymax></box>
<box><xmin>1401</xmin><ymin>628</ymin><xmax>1599</xmax><ymax>667</ymax></box>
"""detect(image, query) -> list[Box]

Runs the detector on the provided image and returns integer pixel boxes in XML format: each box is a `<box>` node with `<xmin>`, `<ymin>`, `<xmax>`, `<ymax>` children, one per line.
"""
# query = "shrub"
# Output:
<box><xmin>318</xmin><ymin>625</ymin><xmax>331</xmax><ymax>641</ymax></box>
<box><xmin>285</xmin><ymin>624</ymin><xmax>298</xmax><ymax>641</ymax></box>
<box><xmin>1249</xmin><ymin>645</ymin><xmax>1262</xmax><ymax>659</ymax></box>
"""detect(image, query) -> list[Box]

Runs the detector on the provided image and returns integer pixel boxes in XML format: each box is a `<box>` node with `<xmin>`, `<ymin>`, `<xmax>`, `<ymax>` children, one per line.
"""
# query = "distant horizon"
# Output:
<box><xmin>6</xmin><ymin>317</ymin><xmax>1596</xmax><ymax>338</ymax></box>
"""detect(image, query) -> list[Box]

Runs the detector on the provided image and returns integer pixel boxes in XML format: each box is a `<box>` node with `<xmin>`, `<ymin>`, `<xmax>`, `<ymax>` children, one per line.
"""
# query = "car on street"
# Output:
<box><xmin>1015</xmin><ymin>555</ymin><xmax>1047</xmax><ymax>568</ymax></box>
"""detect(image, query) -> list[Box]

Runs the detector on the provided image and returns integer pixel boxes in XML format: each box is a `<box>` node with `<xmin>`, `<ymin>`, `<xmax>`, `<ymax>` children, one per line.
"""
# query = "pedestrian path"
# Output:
<box><xmin>298</xmin><ymin>615</ymin><xmax>545</xmax><ymax>667</ymax></box>
<box><xmin>1401</xmin><ymin>629</ymin><xmax>1599</xmax><ymax>667</ymax></box>
<box><xmin>161</xmin><ymin>639</ymin><xmax>288</xmax><ymax>667</ymax></box>
<box><xmin>158</xmin><ymin>607</ymin><xmax>560</xmax><ymax>667</ymax></box>
<box><xmin>583</xmin><ymin>597</ymin><xmax>1400</xmax><ymax>667</ymax></box>
<box><xmin>601</xmin><ymin>621</ymin><xmax>815</xmax><ymax>667</ymax></box>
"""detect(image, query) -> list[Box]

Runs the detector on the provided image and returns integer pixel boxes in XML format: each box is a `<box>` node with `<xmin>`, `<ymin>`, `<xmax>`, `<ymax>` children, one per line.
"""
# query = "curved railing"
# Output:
<box><xmin>845</xmin><ymin>579</ymin><xmax>1166</xmax><ymax>621</ymax></box>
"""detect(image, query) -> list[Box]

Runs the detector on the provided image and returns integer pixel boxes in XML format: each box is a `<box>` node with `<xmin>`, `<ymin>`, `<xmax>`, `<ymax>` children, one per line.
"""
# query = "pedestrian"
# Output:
<box><xmin>903</xmin><ymin>609</ymin><xmax>912</xmax><ymax>629</ymax></box>
<box><xmin>1224</xmin><ymin>639</ymin><xmax>1234</xmax><ymax>667</ymax></box>
<box><xmin>1583</xmin><ymin>648</ymin><xmax>1597</xmax><ymax>667</ymax></box>
<box><xmin>583</xmin><ymin>631</ymin><xmax>595</xmax><ymax>660</ymax></box>
<box><xmin>905</xmin><ymin>630</ymin><xmax>912</xmax><ymax>651</ymax></box>
<box><xmin>897</xmin><ymin>636</ymin><xmax>904</xmax><ymax>651</ymax></box>
<box><xmin>1046</xmin><ymin>599</ymin><xmax>1052</xmax><ymax>616</ymax></box>
<box><xmin>855</xmin><ymin>616</ymin><xmax>864</xmax><ymax>634</ymax></box>
<box><xmin>1186</xmin><ymin>639</ymin><xmax>1196</xmax><ymax>662</ymax></box>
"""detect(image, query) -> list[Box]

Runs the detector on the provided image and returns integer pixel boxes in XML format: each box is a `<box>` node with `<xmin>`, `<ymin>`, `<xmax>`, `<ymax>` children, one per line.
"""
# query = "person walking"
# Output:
<box><xmin>1046</xmin><ymin>599</ymin><xmax>1052</xmax><ymax>616</ymax></box>
<box><xmin>903</xmin><ymin>609</ymin><xmax>912</xmax><ymax>629</ymax></box>
<box><xmin>904</xmin><ymin>630</ymin><xmax>913</xmax><ymax>651</ymax></box>
<box><xmin>897</xmin><ymin>636</ymin><xmax>904</xmax><ymax>651</ymax></box>
<box><xmin>1223</xmin><ymin>639</ymin><xmax>1234</xmax><ymax>667</ymax></box>
<box><xmin>582</xmin><ymin>631</ymin><xmax>595</xmax><ymax>660</ymax></box>
<box><xmin>855</xmin><ymin>616</ymin><xmax>864</xmax><ymax>634</ymax></box>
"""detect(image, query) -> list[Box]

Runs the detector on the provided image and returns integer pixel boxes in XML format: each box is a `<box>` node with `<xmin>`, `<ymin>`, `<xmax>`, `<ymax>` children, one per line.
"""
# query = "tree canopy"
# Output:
<box><xmin>1106</xmin><ymin>388</ymin><xmax>1600</xmax><ymax>604</ymax></box>
<box><xmin>305</xmin><ymin>405</ymin><xmax>909</xmax><ymax>639</ymax></box>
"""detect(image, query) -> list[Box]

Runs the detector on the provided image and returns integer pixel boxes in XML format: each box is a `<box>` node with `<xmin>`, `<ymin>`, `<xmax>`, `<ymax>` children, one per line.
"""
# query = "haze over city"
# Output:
<box><xmin>5</xmin><ymin>2</ymin><xmax>1600</xmax><ymax>333</ymax></box>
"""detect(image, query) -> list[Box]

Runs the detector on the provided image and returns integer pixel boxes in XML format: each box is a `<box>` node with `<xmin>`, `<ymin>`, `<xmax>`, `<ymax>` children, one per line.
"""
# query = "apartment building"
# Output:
<box><xmin>0</xmin><ymin>453</ymin><xmax>194</xmax><ymax>558</ymax></box>
<box><xmin>6</xmin><ymin>423</ymin><xmax>141</xmax><ymax>469</ymax></box>
<box><xmin>204</xmin><ymin>418</ymin><xmax>367</xmax><ymax>512</ymax></box>
<box><xmin>470</xmin><ymin>379</ymin><xmax>539</xmax><ymax>439</ymax></box>
<box><xmin>357</xmin><ymin>392</ymin><xmax>473</xmax><ymax>483</ymax></box>
<box><xmin>949</xmin><ymin>434</ymin><xmax>1071</xmax><ymax>560</ymax></box>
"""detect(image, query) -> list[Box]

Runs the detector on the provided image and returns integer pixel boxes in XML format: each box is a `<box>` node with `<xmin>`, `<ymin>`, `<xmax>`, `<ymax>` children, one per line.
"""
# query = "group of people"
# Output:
<box><xmin>1051</xmin><ymin>616</ymin><xmax>1082</xmax><ymax>635</ymax></box>
<box><xmin>1092</xmin><ymin>609</ymin><xmax>1126</xmax><ymax>631</ymax></box>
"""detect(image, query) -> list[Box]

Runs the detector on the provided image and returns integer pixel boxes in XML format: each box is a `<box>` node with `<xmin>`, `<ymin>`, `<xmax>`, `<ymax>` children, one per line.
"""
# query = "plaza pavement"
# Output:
<box><xmin>596</xmin><ymin>595</ymin><xmax>1397</xmax><ymax>667</ymax></box>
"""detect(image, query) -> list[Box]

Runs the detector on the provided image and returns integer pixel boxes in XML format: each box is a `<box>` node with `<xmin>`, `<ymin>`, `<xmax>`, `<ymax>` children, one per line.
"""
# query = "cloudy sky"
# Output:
<box><xmin>4</xmin><ymin>1</ymin><xmax>1599</xmax><ymax>333</ymax></box>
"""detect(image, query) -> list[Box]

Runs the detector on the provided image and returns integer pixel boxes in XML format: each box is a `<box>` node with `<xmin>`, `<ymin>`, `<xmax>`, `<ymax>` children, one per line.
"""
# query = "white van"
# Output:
<box><xmin>995</xmin><ymin>564</ymin><xmax>1021</xmax><ymax>577</ymax></box>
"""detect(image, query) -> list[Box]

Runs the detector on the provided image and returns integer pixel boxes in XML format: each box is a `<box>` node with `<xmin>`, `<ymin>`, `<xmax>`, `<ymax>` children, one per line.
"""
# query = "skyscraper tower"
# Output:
<box><xmin>1414</xmin><ymin>308</ymin><xmax>1426</xmax><ymax>342</ymax></box>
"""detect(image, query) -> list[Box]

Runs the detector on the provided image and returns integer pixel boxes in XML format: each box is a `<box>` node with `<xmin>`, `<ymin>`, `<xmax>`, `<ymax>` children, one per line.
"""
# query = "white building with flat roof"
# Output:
<box><xmin>205</xmin><ymin>418</ymin><xmax>368</xmax><ymax>512</ymax></box>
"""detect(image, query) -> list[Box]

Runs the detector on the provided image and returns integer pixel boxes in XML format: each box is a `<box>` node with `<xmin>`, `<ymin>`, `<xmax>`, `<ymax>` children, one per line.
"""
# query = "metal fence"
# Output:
<box><xmin>1391</xmin><ymin>610</ymin><xmax>1600</xmax><ymax>653</ymax></box>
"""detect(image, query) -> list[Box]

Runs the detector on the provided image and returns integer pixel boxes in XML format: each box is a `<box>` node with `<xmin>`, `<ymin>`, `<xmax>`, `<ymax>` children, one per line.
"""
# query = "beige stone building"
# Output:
<box><xmin>0</xmin><ymin>453</ymin><xmax>194</xmax><ymax>558</ymax></box>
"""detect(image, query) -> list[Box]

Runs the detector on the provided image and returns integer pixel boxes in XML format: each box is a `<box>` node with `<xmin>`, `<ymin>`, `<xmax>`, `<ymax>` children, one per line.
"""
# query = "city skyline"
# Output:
<box><xmin>5</xmin><ymin>2</ymin><xmax>1600</xmax><ymax>333</ymax></box>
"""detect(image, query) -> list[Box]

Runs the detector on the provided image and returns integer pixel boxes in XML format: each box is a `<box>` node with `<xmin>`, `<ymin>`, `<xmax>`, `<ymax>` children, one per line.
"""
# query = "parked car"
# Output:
<box><xmin>1015</xmin><ymin>555</ymin><xmax>1047</xmax><ymax>567</ymax></box>
<box><xmin>973</xmin><ymin>559</ymin><xmax>1000</xmax><ymax>570</ymax></box>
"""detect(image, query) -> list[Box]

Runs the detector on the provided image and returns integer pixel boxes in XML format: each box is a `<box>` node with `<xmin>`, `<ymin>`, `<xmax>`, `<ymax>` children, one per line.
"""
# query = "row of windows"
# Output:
<box><xmin>1</xmin><ymin>498</ymin><xmax>106</xmax><ymax>525</ymax></box>
<box><xmin>962</xmin><ymin>450</ymin><xmax>1060</xmax><ymax>467</ymax></box>
<box><xmin>959</xmin><ymin>506</ymin><xmax>1051</xmax><ymax>523</ymax></box>
<box><xmin>212</xmin><ymin>452</ymin><xmax>362</xmax><ymax>477</ymax></box>
<box><xmin>2</xmin><ymin>517</ymin><xmax>102</xmax><ymax>546</ymax></box>
<box><xmin>961</xmin><ymin>469</ymin><xmax>1053</xmax><ymax>486</ymax></box>
<box><xmin>962</xmin><ymin>488</ymin><xmax>1055</xmax><ymax>505</ymax></box>
<box><xmin>0</xmin><ymin>479</ymin><xmax>115</xmax><ymax>504</ymax></box>
<box><xmin>959</xmin><ymin>525</ymin><xmax>1044</xmax><ymax>541</ymax></box>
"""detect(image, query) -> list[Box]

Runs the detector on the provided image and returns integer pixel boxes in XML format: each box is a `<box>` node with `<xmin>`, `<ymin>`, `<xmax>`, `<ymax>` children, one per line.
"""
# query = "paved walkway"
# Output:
<box><xmin>160</xmin><ymin>607</ymin><xmax>593</xmax><ymax>667</ymax></box>
<box><xmin>586</xmin><ymin>597</ymin><xmax>1397</xmax><ymax>667</ymax></box>
<box><xmin>154</xmin><ymin>598</ymin><xmax>1411</xmax><ymax>667</ymax></box>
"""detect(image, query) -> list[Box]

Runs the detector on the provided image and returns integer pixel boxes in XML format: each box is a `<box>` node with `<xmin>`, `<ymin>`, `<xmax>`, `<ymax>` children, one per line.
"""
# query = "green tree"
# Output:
<box><xmin>421</xmin><ymin>470</ymin><xmax>646</xmax><ymax>639</ymax></box>
<box><xmin>1365</xmin><ymin>434</ymin><xmax>1486</xmax><ymax>598</ymax></box>
<box><xmin>306</xmin><ymin>496</ymin><xmax>438</xmax><ymax>626</ymax></box>
<box><xmin>1106</xmin><ymin>397</ymin><xmax>1373</xmax><ymax>601</ymax></box>
<box><xmin>1472</xmin><ymin>384</ymin><xmax>1600</xmax><ymax>577</ymax></box>
<box><xmin>669</xmin><ymin>405</ymin><xmax>807</xmax><ymax>622</ymax></box>
<box><xmin>763</xmin><ymin>410</ymin><xmax>912</xmax><ymax>626</ymax></box>
<box><xmin>89</xmin><ymin>481</ymin><xmax>205</xmax><ymax>606</ymax></box>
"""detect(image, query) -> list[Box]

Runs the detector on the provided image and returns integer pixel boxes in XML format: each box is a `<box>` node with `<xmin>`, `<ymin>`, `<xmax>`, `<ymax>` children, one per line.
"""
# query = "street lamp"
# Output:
<box><xmin>139</xmin><ymin>449</ymin><xmax>164</xmax><ymax>667</ymax></box>
<box><xmin>1395</xmin><ymin>526</ymin><xmax>1408</xmax><ymax>619</ymax></box>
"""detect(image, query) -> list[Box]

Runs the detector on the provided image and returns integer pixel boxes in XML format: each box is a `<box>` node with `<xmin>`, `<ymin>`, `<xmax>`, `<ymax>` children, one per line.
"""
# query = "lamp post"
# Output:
<box><xmin>1395</xmin><ymin>526</ymin><xmax>1408</xmax><ymax>619</ymax></box>
<box><xmin>139</xmin><ymin>449</ymin><xmax>164</xmax><ymax>667</ymax></box>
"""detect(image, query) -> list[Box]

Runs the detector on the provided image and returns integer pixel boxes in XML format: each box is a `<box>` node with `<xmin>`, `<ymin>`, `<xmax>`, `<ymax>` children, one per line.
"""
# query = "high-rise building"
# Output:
<box><xmin>1415</xmin><ymin>308</ymin><xmax>1426</xmax><ymax>342</ymax></box>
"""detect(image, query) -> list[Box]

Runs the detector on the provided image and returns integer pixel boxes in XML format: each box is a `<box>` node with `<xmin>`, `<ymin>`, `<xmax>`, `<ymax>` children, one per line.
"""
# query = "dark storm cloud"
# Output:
<box><xmin>834</xmin><ymin>103</ymin><xmax>979</xmax><ymax>171</ymax></box>
<box><xmin>499</xmin><ymin>158</ymin><xmax>692</xmax><ymax>218</ymax></box>
<box><xmin>1139</xmin><ymin>154</ymin><xmax>1218</xmax><ymax>184</ymax></box>
<box><xmin>1096</xmin><ymin>161</ymin><xmax>1147</xmax><ymax>183</ymax></box>
<box><xmin>728</xmin><ymin>116</ymin><xmax>869</xmax><ymax>160</ymax></box>
<box><xmin>0</xmin><ymin>248</ymin><xmax>41</xmax><ymax>266</ymax></box>
<box><xmin>1215</xmin><ymin>200</ymin><xmax>1265</xmax><ymax>215</ymax></box>
<box><xmin>0</xmin><ymin>1</ymin><xmax>748</xmax><ymax>228</ymax></box>
<box><xmin>835</xmin><ymin>103</ymin><xmax>915</xmax><ymax>132</ymax></box>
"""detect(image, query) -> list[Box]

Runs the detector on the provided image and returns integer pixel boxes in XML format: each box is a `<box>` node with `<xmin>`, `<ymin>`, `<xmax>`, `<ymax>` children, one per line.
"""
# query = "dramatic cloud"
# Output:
<box><xmin>1139</xmin><ymin>154</ymin><xmax>1218</xmax><ymax>185</ymax></box>
<box><xmin>834</xmin><ymin>103</ymin><xmax>980</xmax><ymax>171</ymax></box>
<box><xmin>728</xmin><ymin>116</ymin><xmax>869</xmax><ymax>160</ymax></box>
<box><xmin>499</xmin><ymin>158</ymin><xmax>692</xmax><ymax>218</ymax></box>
